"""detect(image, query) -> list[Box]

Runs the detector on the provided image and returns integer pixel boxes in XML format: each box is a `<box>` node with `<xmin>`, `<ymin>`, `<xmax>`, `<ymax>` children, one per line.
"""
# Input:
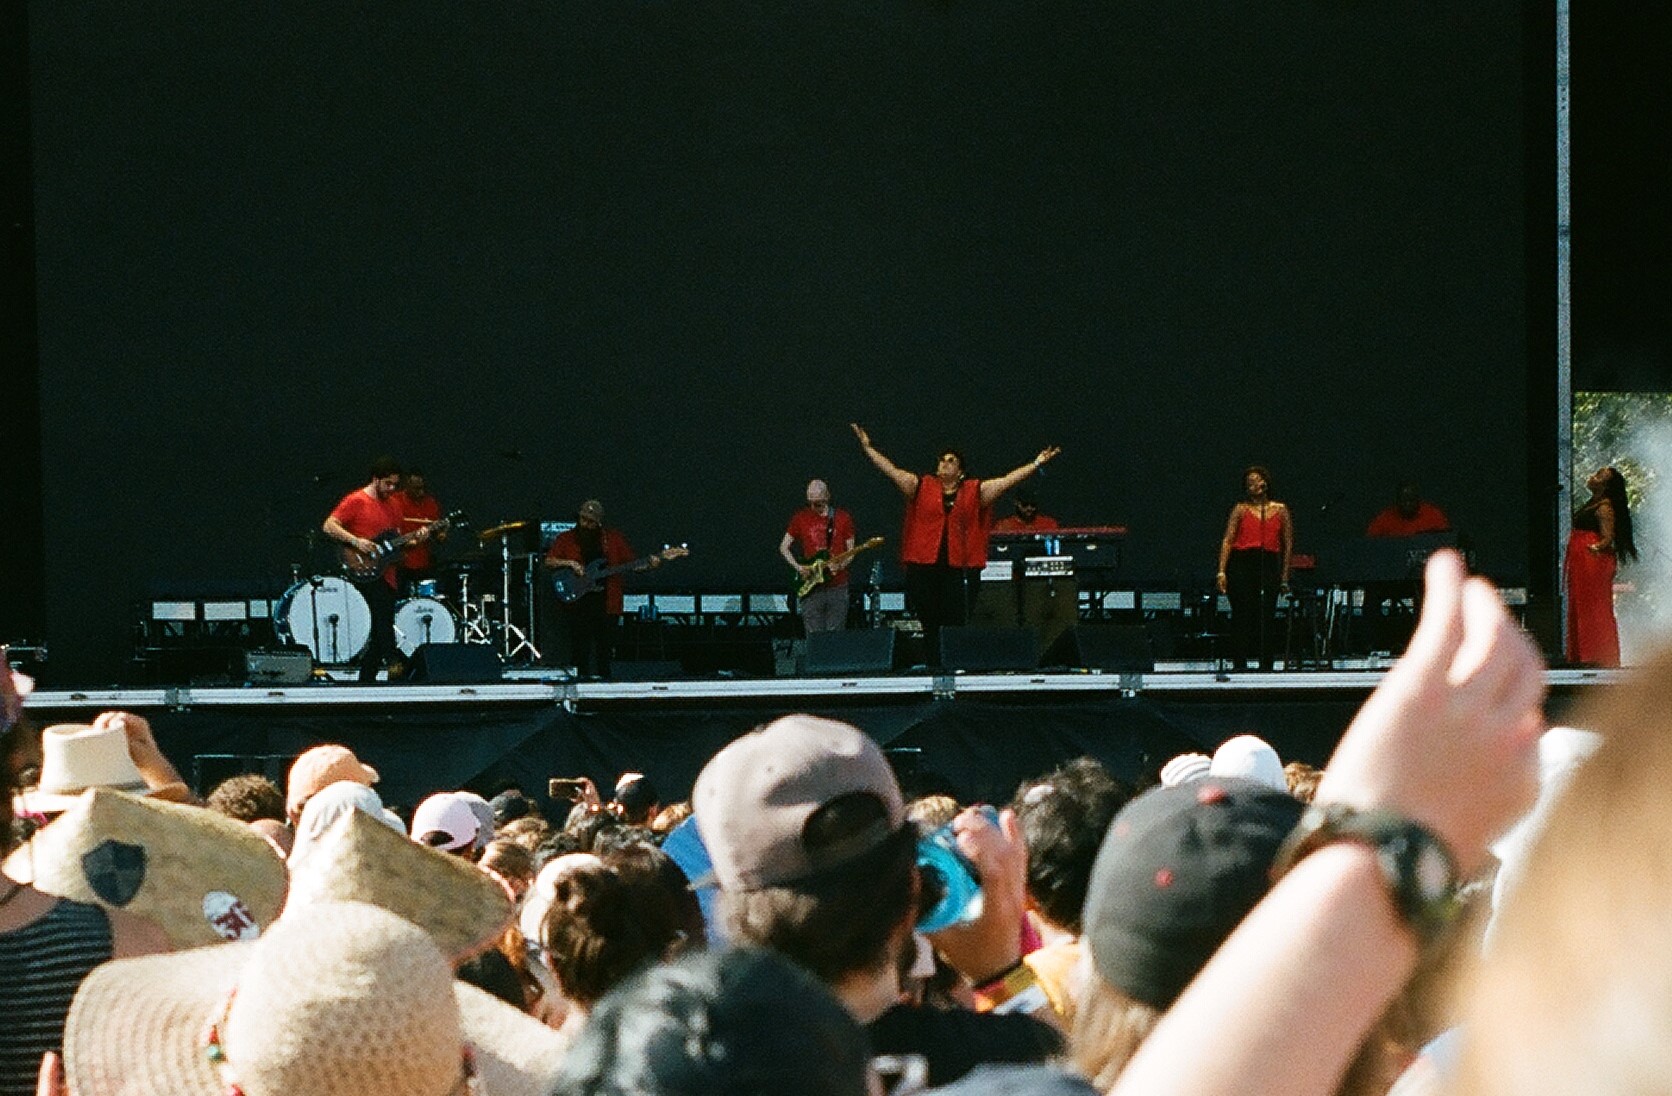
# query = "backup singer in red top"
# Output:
<box><xmin>1215</xmin><ymin>465</ymin><xmax>1294</xmax><ymax>671</ymax></box>
<box><xmin>1565</xmin><ymin>465</ymin><xmax>1637</xmax><ymax>667</ymax></box>
<box><xmin>851</xmin><ymin>423</ymin><xmax>1060</xmax><ymax>660</ymax></box>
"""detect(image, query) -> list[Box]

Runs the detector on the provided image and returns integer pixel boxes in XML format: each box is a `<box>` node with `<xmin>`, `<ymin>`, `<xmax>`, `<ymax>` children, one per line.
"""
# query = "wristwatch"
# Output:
<box><xmin>1271</xmin><ymin>803</ymin><xmax>1460</xmax><ymax>946</ymax></box>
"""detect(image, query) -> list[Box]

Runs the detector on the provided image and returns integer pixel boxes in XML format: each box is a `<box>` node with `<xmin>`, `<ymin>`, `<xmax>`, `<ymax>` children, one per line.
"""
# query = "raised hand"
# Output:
<box><xmin>850</xmin><ymin>422</ymin><xmax>872</xmax><ymax>448</ymax></box>
<box><xmin>1315</xmin><ymin>550</ymin><xmax>1544</xmax><ymax>875</ymax></box>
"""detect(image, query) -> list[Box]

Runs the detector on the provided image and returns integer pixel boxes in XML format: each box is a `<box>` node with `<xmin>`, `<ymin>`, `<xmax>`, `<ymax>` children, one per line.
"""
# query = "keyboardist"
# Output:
<box><xmin>992</xmin><ymin>489</ymin><xmax>1060</xmax><ymax>534</ymax></box>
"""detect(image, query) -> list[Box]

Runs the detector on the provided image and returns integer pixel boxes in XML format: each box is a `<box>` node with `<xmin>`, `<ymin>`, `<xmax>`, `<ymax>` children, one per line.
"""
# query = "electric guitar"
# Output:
<box><xmin>550</xmin><ymin>545</ymin><xmax>690</xmax><ymax>603</ymax></box>
<box><xmin>341</xmin><ymin>510</ymin><xmax>464</xmax><ymax>581</ymax></box>
<box><xmin>795</xmin><ymin>536</ymin><xmax>885</xmax><ymax>598</ymax></box>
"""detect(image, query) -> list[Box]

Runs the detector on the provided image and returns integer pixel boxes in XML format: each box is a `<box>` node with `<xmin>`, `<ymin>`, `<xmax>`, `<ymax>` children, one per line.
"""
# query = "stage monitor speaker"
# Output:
<box><xmin>407</xmin><ymin>643</ymin><xmax>503</xmax><ymax>684</ymax></box>
<box><xmin>1069</xmin><ymin>625</ymin><xmax>1156</xmax><ymax>672</ymax></box>
<box><xmin>939</xmin><ymin>626</ymin><xmax>1040</xmax><ymax>671</ymax></box>
<box><xmin>241</xmin><ymin>647</ymin><xmax>313</xmax><ymax>685</ymax></box>
<box><xmin>611</xmin><ymin>659</ymin><xmax>685</xmax><ymax>681</ymax></box>
<box><xmin>804</xmin><ymin>628</ymin><xmax>897</xmax><ymax>675</ymax></box>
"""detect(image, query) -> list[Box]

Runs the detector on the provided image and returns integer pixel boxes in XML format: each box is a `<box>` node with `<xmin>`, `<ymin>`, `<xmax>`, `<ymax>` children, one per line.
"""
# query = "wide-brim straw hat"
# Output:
<box><xmin>14</xmin><ymin>722</ymin><xmax>190</xmax><ymax>814</ymax></box>
<box><xmin>63</xmin><ymin>900</ymin><xmax>569</xmax><ymax>1096</ymax></box>
<box><xmin>3</xmin><ymin>788</ymin><xmax>286</xmax><ymax>947</ymax></box>
<box><xmin>284</xmin><ymin>807</ymin><xmax>512</xmax><ymax>960</ymax></box>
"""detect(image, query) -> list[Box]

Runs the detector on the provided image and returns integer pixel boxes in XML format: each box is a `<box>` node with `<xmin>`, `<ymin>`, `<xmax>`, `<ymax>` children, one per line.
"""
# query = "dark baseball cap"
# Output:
<box><xmin>1082</xmin><ymin>777</ymin><xmax>1303</xmax><ymax>1009</ymax></box>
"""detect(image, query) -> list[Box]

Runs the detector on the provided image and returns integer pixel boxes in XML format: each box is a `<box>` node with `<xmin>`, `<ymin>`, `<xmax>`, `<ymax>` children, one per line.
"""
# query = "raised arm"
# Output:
<box><xmin>978</xmin><ymin>446</ymin><xmax>1062</xmax><ymax>507</ymax></box>
<box><xmin>850</xmin><ymin>423</ymin><xmax>919</xmax><ymax>497</ymax></box>
<box><xmin>1108</xmin><ymin>551</ymin><xmax>1544</xmax><ymax>1096</ymax></box>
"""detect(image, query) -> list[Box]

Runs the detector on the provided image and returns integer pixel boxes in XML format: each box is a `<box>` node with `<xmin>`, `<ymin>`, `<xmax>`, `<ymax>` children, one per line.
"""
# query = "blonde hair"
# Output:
<box><xmin>1457</xmin><ymin>647</ymin><xmax>1672</xmax><ymax>1096</ymax></box>
<box><xmin>1066</xmin><ymin>952</ymin><xmax>1161</xmax><ymax>1089</ymax></box>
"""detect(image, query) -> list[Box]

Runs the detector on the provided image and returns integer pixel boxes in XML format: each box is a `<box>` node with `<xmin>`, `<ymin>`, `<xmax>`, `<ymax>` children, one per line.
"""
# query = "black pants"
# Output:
<box><xmin>561</xmin><ymin>593</ymin><xmax>613</xmax><ymax>679</ymax></box>
<box><xmin>1226</xmin><ymin>548</ymin><xmax>1281</xmax><ymax>670</ymax></box>
<box><xmin>906</xmin><ymin>563</ymin><xmax>977</xmax><ymax>665</ymax></box>
<box><xmin>356</xmin><ymin>578</ymin><xmax>399</xmax><ymax>682</ymax></box>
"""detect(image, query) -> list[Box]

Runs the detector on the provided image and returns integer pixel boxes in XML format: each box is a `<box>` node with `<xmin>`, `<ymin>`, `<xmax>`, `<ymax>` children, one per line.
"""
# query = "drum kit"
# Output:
<box><xmin>275</xmin><ymin>520</ymin><xmax>547</xmax><ymax>666</ymax></box>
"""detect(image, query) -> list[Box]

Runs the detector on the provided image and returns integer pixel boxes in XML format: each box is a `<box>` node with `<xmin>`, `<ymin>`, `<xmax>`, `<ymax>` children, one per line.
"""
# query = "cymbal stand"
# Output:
<box><xmin>498</xmin><ymin>538</ymin><xmax>540</xmax><ymax>663</ymax></box>
<box><xmin>458</xmin><ymin>571</ymin><xmax>493</xmax><ymax>645</ymax></box>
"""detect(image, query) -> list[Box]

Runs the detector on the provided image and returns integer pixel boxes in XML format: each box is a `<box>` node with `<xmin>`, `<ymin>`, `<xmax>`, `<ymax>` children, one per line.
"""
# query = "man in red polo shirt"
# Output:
<box><xmin>322</xmin><ymin>457</ymin><xmax>427</xmax><ymax>682</ymax></box>
<box><xmin>780</xmin><ymin>479</ymin><xmax>858</xmax><ymax>635</ymax></box>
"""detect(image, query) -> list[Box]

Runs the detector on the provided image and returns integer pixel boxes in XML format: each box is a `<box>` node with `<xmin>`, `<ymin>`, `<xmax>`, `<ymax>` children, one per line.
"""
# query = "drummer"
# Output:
<box><xmin>395</xmin><ymin>468</ymin><xmax>447</xmax><ymax>593</ymax></box>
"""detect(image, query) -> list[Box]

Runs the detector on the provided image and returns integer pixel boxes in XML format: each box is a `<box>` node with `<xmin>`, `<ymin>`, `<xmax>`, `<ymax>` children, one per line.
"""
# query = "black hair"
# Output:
<box><xmin>551</xmin><ymin>948</ymin><xmax>870</xmax><ymax>1096</ymax></box>
<box><xmin>368</xmin><ymin>455</ymin><xmax>401</xmax><ymax>480</ymax></box>
<box><xmin>938</xmin><ymin>448</ymin><xmax>969</xmax><ymax>476</ymax></box>
<box><xmin>1241</xmin><ymin>465</ymin><xmax>1273</xmax><ymax>495</ymax></box>
<box><xmin>1012</xmin><ymin>757</ymin><xmax>1132</xmax><ymax>934</ymax></box>
<box><xmin>1601</xmin><ymin>466</ymin><xmax>1639</xmax><ymax>562</ymax></box>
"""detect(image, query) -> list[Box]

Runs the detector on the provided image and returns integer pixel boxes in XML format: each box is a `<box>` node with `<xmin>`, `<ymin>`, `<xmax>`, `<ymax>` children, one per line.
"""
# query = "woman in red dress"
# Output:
<box><xmin>1565</xmin><ymin>465</ymin><xmax>1637</xmax><ymax>667</ymax></box>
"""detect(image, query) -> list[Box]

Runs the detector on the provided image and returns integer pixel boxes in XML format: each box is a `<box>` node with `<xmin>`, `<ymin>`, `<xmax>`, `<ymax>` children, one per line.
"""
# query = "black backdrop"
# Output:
<box><xmin>27</xmin><ymin>0</ymin><xmax>1541</xmax><ymax>682</ymax></box>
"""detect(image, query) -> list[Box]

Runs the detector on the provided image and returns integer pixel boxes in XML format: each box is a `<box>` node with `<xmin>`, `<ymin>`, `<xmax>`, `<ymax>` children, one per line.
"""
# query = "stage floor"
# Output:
<box><xmin>24</xmin><ymin>664</ymin><xmax>1619</xmax><ymax>712</ymax></box>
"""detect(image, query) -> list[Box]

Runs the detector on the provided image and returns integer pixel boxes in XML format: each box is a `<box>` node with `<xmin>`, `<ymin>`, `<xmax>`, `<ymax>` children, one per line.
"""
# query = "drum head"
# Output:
<box><xmin>277</xmin><ymin>576</ymin><xmax>372</xmax><ymax>665</ymax></box>
<box><xmin>394</xmin><ymin>596</ymin><xmax>459</xmax><ymax>656</ymax></box>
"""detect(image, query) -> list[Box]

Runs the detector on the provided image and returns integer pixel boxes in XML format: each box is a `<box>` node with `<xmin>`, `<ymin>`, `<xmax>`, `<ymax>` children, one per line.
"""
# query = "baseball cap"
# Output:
<box><xmin>578</xmin><ymin>499</ymin><xmax>605</xmax><ymax>522</ymax></box>
<box><xmin>692</xmin><ymin>715</ymin><xmax>904</xmax><ymax>892</ymax></box>
<box><xmin>1082</xmin><ymin>778</ymin><xmax>1303</xmax><ymax>1009</ymax></box>
<box><xmin>287</xmin><ymin>745</ymin><xmax>378</xmax><ymax>817</ymax></box>
<box><xmin>410</xmin><ymin>793</ymin><xmax>480</xmax><ymax>854</ymax></box>
<box><xmin>1208</xmin><ymin>735</ymin><xmax>1286</xmax><ymax>791</ymax></box>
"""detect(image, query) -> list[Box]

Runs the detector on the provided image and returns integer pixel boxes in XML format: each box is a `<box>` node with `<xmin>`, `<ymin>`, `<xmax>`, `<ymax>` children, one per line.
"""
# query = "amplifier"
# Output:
<box><xmin>241</xmin><ymin>648</ymin><xmax>314</xmax><ymax>685</ymax></box>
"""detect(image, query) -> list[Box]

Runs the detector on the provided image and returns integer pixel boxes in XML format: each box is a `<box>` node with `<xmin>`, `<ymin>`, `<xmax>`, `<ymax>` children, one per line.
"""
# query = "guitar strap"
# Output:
<box><xmin>825</xmin><ymin>512</ymin><xmax>836</xmax><ymax>554</ymax></box>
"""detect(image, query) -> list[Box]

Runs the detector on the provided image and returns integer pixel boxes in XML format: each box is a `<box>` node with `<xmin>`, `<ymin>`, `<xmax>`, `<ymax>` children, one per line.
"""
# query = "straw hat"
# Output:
<box><xmin>13</xmin><ymin>723</ymin><xmax>174</xmax><ymax>814</ymax></box>
<box><xmin>63</xmin><ymin>900</ymin><xmax>569</xmax><ymax>1096</ymax></box>
<box><xmin>284</xmin><ymin>808</ymin><xmax>512</xmax><ymax>960</ymax></box>
<box><xmin>2</xmin><ymin>788</ymin><xmax>287</xmax><ymax>947</ymax></box>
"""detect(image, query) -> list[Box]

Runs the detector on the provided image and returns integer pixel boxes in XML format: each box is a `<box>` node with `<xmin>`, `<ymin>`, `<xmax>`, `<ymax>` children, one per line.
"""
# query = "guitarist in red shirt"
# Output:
<box><xmin>541</xmin><ymin>499</ymin><xmax>652</xmax><ymax>679</ymax></box>
<box><xmin>322</xmin><ymin>457</ymin><xmax>430</xmax><ymax>682</ymax></box>
<box><xmin>780</xmin><ymin>479</ymin><xmax>857</xmax><ymax>635</ymax></box>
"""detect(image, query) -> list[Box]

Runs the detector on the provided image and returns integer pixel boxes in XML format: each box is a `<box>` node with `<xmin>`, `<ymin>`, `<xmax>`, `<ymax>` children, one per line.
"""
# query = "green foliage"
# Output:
<box><xmin>1572</xmin><ymin>391</ymin><xmax>1672</xmax><ymax>509</ymax></box>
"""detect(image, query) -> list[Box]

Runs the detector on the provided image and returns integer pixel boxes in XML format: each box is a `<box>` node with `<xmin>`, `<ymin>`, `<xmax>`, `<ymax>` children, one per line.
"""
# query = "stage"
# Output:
<box><xmin>20</xmin><ymin>666</ymin><xmax>1616</xmax><ymax>816</ymax></box>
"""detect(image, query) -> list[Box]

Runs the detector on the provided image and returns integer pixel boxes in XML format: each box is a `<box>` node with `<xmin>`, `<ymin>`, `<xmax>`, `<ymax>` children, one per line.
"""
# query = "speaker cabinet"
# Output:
<box><xmin>804</xmin><ymin>629</ymin><xmax>897</xmax><ymax>675</ymax></box>
<box><xmin>939</xmin><ymin>626</ymin><xmax>1040</xmax><ymax>671</ymax></box>
<box><xmin>406</xmin><ymin>643</ymin><xmax>503</xmax><ymax>684</ymax></box>
<box><xmin>1067</xmin><ymin>625</ymin><xmax>1156</xmax><ymax>672</ymax></box>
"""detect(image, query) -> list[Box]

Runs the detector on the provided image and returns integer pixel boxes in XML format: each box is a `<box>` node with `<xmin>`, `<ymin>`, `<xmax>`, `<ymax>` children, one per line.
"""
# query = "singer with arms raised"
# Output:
<box><xmin>851</xmin><ymin>423</ymin><xmax>1060</xmax><ymax>660</ymax></box>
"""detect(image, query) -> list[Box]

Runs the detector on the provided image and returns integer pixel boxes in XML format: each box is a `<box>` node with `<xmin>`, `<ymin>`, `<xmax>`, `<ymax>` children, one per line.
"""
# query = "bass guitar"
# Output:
<box><xmin>341</xmin><ymin>510</ymin><xmax>465</xmax><ymax>581</ymax></box>
<box><xmin>795</xmin><ymin>536</ymin><xmax>885</xmax><ymax>598</ymax></box>
<box><xmin>550</xmin><ymin>545</ymin><xmax>690</xmax><ymax>603</ymax></box>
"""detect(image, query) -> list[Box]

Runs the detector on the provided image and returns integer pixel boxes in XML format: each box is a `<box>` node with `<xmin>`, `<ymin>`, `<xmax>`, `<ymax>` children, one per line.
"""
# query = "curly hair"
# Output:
<box><xmin>205</xmin><ymin>773</ymin><xmax>287</xmax><ymax>823</ymax></box>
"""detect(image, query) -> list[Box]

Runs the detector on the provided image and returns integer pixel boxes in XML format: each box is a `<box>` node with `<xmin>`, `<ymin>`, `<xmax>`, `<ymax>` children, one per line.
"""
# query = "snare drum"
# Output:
<box><xmin>412</xmin><ymin>578</ymin><xmax>442</xmax><ymax>599</ymax></box>
<box><xmin>275</xmin><ymin>576</ymin><xmax>372</xmax><ymax>665</ymax></box>
<box><xmin>394</xmin><ymin>596</ymin><xmax>459</xmax><ymax>656</ymax></box>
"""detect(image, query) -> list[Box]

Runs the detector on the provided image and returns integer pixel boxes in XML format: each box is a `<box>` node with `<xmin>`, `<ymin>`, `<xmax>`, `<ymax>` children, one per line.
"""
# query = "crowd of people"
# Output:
<box><xmin>2</xmin><ymin>545</ymin><xmax>1667</xmax><ymax>1094</ymax></box>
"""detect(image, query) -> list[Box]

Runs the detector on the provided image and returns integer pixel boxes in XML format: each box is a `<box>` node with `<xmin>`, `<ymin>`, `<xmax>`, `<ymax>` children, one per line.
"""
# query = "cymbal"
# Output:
<box><xmin>478</xmin><ymin>520</ymin><xmax>529</xmax><ymax>542</ymax></box>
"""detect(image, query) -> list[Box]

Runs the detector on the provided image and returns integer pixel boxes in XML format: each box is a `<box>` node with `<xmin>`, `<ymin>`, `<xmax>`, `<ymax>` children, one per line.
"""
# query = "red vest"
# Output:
<box><xmin>901</xmin><ymin>475</ymin><xmax>990</xmax><ymax>567</ymax></box>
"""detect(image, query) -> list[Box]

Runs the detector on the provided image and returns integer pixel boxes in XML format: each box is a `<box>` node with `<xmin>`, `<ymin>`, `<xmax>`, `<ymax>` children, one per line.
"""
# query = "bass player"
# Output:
<box><xmin>541</xmin><ymin>499</ymin><xmax>659</xmax><ymax>679</ymax></box>
<box><xmin>322</xmin><ymin>456</ymin><xmax>431</xmax><ymax>682</ymax></box>
<box><xmin>779</xmin><ymin>479</ymin><xmax>856</xmax><ymax>635</ymax></box>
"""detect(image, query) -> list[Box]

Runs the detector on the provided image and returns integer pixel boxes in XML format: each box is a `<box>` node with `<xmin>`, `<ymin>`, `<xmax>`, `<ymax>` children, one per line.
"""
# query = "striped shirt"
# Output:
<box><xmin>0</xmin><ymin>897</ymin><xmax>113</xmax><ymax>1096</ymax></box>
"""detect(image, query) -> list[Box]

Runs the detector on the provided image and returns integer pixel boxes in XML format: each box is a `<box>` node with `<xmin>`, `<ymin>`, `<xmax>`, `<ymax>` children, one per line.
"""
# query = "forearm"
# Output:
<box><xmin>979</xmin><ymin>462</ymin><xmax>1039</xmax><ymax>507</ymax></box>
<box><xmin>1110</xmin><ymin>843</ymin><xmax>1417</xmax><ymax>1096</ymax></box>
<box><xmin>322</xmin><ymin>517</ymin><xmax>357</xmax><ymax>547</ymax></box>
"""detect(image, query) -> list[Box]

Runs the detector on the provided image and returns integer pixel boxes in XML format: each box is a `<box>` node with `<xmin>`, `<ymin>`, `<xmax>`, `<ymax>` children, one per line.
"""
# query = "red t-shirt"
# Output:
<box><xmin>396</xmin><ymin>492</ymin><xmax>443</xmax><ymax>572</ymax></box>
<box><xmin>786</xmin><ymin>507</ymin><xmax>857</xmax><ymax>587</ymax></box>
<box><xmin>992</xmin><ymin>513</ymin><xmax>1061</xmax><ymax>534</ymax></box>
<box><xmin>546</xmin><ymin>528</ymin><xmax>638</xmax><ymax>614</ymax></box>
<box><xmin>1366</xmin><ymin>502</ymin><xmax>1450</xmax><ymax>539</ymax></box>
<box><xmin>330</xmin><ymin>488</ymin><xmax>405</xmax><ymax>587</ymax></box>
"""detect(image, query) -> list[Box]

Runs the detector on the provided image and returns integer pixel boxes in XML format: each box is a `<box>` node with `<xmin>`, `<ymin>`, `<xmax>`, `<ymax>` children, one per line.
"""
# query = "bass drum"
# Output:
<box><xmin>394</xmin><ymin>596</ymin><xmax>459</xmax><ymax>656</ymax></box>
<box><xmin>275</xmin><ymin>576</ymin><xmax>372</xmax><ymax>665</ymax></box>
